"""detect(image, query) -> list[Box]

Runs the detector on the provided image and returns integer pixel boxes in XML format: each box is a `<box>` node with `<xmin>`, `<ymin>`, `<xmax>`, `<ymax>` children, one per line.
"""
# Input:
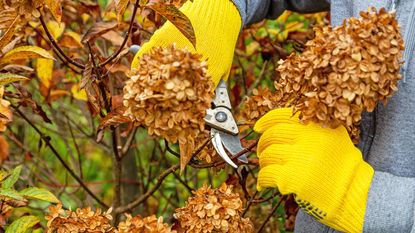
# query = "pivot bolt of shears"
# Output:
<box><xmin>215</xmin><ymin>111</ymin><xmax>228</xmax><ymax>123</ymax></box>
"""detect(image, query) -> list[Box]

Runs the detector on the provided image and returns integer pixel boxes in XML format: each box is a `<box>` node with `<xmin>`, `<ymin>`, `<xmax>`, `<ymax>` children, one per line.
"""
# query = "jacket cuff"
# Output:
<box><xmin>231</xmin><ymin>0</ymin><xmax>287</xmax><ymax>26</ymax></box>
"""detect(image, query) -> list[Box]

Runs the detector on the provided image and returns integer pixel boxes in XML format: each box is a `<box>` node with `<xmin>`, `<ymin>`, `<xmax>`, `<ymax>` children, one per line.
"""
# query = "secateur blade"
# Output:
<box><xmin>205</xmin><ymin>80</ymin><xmax>248</xmax><ymax>168</ymax></box>
<box><xmin>219</xmin><ymin>132</ymin><xmax>248</xmax><ymax>163</ymax></box>
<box><xmin>211</xmin><ymin>129</ymin><xmax>238</xmax><ymax>168</ymax></box>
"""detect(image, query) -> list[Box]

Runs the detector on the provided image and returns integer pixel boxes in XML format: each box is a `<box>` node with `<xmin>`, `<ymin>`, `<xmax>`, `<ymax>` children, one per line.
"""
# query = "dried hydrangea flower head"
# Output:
<box><xmin>174</xmin><ymin>183</ymin><xmax>254</xmax><ymax>233</ymax></box>
<box><xmin>239</xmin><ymin>87</ymin><xmax>287</xmax><ymax>126</ymax></box>
<box><xmin>275</xmin><ymin>8</ymin><xmax>404</xmax><ymax>143</ymax></box>
<box><xmin>45</xmin><ymin>204</ymin><xmax>114</xmax><ymax>233</ymax></box>
<box><xmin>117</xmin><ymin>214</ymin><xmax>175</xmax><ymax>233</ymax></box>
<box><xmin>123</xmin><ymin>45</ymin><xmax>214</xmax><ymax>169</ymax></box>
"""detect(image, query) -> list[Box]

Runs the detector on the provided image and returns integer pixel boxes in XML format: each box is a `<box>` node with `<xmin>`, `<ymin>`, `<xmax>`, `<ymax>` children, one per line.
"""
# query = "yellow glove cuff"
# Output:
<box><xmin>333</xmin><ymin>161</ymin><xmax>374</xmax><ymax>233</ymax></box>
<box><xmin>132</xmin><ymin>0</ymin><xmax>242</xmax><ymax>86</ymax></box>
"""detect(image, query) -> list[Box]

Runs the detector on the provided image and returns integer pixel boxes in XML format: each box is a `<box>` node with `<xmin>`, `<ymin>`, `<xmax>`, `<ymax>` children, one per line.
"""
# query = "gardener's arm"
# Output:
<box><xmin>233</xmin><ymin>0</ymin><xmax>330</xmax><ymax>25</ymax></box>
<box><xmin>363</xmin><ymin>172</ymin><xmax>415</xmax><ymax>232</ymax></box>
<box><xmin>132</xmin><ymin>0</ymin><xmax>330</xmax><ymax>85</ymax></box>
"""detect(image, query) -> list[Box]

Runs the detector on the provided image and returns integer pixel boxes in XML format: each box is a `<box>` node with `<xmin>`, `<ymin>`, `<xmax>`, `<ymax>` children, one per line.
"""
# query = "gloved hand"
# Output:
<box><xmin>254</xmin><ymin>108</ymin><xmax>375</xmax><ymax>233</ymax></box>
<box><xmin>131</xmin><ymin>0</ymin><xmax>241</xmax><ymax>86</ymax></box>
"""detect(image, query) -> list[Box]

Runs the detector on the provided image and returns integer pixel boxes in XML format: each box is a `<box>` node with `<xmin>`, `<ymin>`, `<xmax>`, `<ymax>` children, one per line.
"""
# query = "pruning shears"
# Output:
<box><xmin>204</xmin><ymin>80</ymin><xmax>248</xmax><ymax>168</ymax></box>
<box><xmin>129</xmin><ymin>46</ymin><xmax>248</xmax><ymax>167</ymax></box>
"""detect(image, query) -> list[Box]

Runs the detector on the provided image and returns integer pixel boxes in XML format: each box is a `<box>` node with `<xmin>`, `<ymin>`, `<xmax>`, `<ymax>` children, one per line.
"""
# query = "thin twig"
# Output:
<box><xmin>114</xmin><ymin>164</ymin><xmax>180</xmax><ymax>214</ymax></box>
<box><xmin>257</xmin><ymin>196</ymin><xmax>285</xmax><ymax>233</ymax></box>
<box><xmin>121</xmin><ymin>127</ymin><xmax>138</xmax><ymax>155</ymax></box>
<box><xmin>242</xmin><ymin>191</ymin><xmax>258</xmax><ymax>217</ymax></box>
<box><xmin>66</xmin><ymin>117</ymin><xmax>84</xmax><ymax>179</ymax></box>
<box><xmin>99</xmin><ymin>0</ymin><xmax>140</xmax><ymax>67</ymax></box>
<box><xmin>12</xmin><ymin>106</ymin><xmax>108</xmax><ymax>208</ymax></box>
<box><xmin>39</xmin><ymin>14</ymin><xmax>85</xmax><ymax>69</ymax></box>
<box><xmin>172</xmin><ymin>172</ymin><xmax>194</xmax><ymax>193</ymax></box>
<box><xmin>191</xmin><ymin>141</ymin><xmax>257</xmax><ymax>169</ymax></box>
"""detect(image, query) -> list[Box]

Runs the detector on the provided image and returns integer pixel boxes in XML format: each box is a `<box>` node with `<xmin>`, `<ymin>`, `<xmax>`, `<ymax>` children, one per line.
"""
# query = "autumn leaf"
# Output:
<box><xmin>36</xmin><ymin>57</ymin><xmax>54</xmax><ymax>88</ymax></box>
<box><xmin>0</xmin><ymin>73</ymin><xmax>29</xmax><ymax>86</ymax></box>
<box><xmin>82</xmin><ymin>21</ymin><xmax>118</xmax><ymax>43</ymax></box>
<box><xmin>0</xmin><ymin>189</ymin><xmax>25</xmax><ymax>201</ymax></box>
<box><xmin>71</xmin><ymin>83</ymin><xmax>88</xmax><ymax>101</ymax></box>
<box><xmin>0</xmin><ymin>46</ymin><xmax>55</xmax><ymax>65</ymax></box>
<box><xmin>179</xmin><ymin>141</ymin><xmax>195</xmax><ymax>171</ymax></box>
<box><xmin>46</xmin><ymin>21</ymin><xmax>65</xmax><ymax>40</ymax></box>
<box><xmin>60</xmin><ymin>31</ymin><xmax>83</xmax><ymax>48</ymax></box>
<box><xmin>19</xmin><ymin>187</ymin><xmax>60</xmax><ymax>203</ymax></box>
<box><xmin>0</xmin><ymin>15</ymin><xmax>18</xmax><ymax>51</ymax></box>
<box><xmin>45</xmin><ymin>0</ymin><xmax>63</xmax><ymax>23</ymax></box>
<box><xmin>146</xmin><ymin>3</ymin><xmax>196</xmax><ymax>48</ymax></box>
<box><xmin>0</xmin><ymin>136</ymin><xmax>9</xmax><ymax>164</ymax></box>
<box><xmin>5</xmin><ymin>215</ymin><xmax>39</xmax><ymax>233</ymax></box>
<box><xmin>98</xmin><ymin>106</ymin><xmax>131</xmax><ymax>129</ymax></box>
<box><xmin>115</xmin><ymin>0</ymin><xmax>130</xmax><ymax>22</ymax></box>
<box><xmin>48</xmin><ymin>90</ymin><xmax>70</xmax><ymax>102</ymax></box>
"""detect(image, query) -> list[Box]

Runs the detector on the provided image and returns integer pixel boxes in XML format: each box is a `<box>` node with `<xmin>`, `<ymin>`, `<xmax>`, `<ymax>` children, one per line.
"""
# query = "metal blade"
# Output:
<box><xmin>219</xmin><ymin>132</ymin><xmax>248</xmax><ymax>163</ymax></box>
<box><xmin>211</xmin><ymin>129</ymin><xmax>237</xmax><ymax>168</ymax></box>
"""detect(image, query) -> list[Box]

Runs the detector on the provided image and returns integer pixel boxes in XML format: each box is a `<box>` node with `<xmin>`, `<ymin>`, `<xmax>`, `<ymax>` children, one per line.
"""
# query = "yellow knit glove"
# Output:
<box><xmin>254</xmin><ymin>108</ymin><xmax>375</xmax><ymax>233</ymax></box>
<box><xmin>131</xmin><ymin>0</ymin><xmax>241</xmax><ymax>86</ymax></box>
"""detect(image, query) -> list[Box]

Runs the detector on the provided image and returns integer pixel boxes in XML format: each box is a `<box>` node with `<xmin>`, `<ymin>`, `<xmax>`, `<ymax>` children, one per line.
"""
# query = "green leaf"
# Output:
<box><xmin>19</xmin><ymin>187</ymin><xmax>59</xmax><ymax>203</ymax></box>
<box><xmin>0</xmin><ymin>188</ymin><xmax>25</xmax><ymax>200</ymax></box>
<box><xmin>5</xmin><ymin>215</ymin><xmax>39</xmax><ymax>233</ymax></box>
<box><xmin>0</xmin><ymin>46</ymin><xmax>55</xmax><ymax>65</ymax></box>
<box><xmin>0</xmin><ymin>73</ymin><xmax>29</xmax><ymax>86</ymax></box>
<box><xmin>2</xmin><ymin>165</ymin><xmax>22</xmax><ymax>189</ymax></box>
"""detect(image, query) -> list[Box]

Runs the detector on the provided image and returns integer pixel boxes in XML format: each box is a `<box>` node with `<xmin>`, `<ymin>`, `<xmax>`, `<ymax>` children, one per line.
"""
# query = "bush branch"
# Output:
<box><xmin>13</xmin><ymin>106</ymin><xmax>108</xmax><ymax>208</ymax></box>
<box><xmin>99</xmin><ymin>0</ymin><xmax>140</xmax><ymax>67</ymax></box>
<box><xmin>114</xmin><ymin>164</ymin><xmax>180</xmax><ymax>214</ymax></box>
<box><xmin>39</xmin><ymin>14</ymin><xmax>85</xmax><ymax>69</ymax></box>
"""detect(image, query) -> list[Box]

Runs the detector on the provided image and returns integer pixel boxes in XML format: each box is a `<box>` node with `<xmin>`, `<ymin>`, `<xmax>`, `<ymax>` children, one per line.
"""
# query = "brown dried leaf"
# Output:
<box><xmin>45</xmin><ymin>0</ymin><xmax>63</xmax><ymax>23</ymax></box>
<box><xmin>82</xmin><ymin>21</ymin><xmax>118</xmax><ymax>43</ymax></box>
<box><xmin>0</xmin><ymin>136</ymin><xmax>9</xmax><ymax>163</ymax></box>
<box><xmin>0</xmin><ymin>15</ymin><xmax>18</xmax><ymax>51</ymax></box>
<box><xmin>99</xmin><ymin>106</ymin><xmax>131</xmax><ymax>130</ymax></box>
<box><xmin>146</xmin><ymin>3</ymin><xmax>196</xmax><ymax>48</ymax></box>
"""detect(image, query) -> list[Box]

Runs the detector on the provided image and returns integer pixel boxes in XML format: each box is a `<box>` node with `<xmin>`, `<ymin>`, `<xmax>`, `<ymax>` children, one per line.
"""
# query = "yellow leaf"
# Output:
<box><xmin>36</xmin><ymin>56</ymin><xmax>54</xmax><ymax>88</ymax></box>
<box><xmin>59</xmin><ymin>31</ymin><xmax>84</xmax><ymax>48</ymax></box>
<box><xmin>46</xmin><ymin>21</ymin><xmax>65</xmax><ymax>40</ymax></box>
<box><xmin>0</xmin><ymin>46</ymin><xmax>55</xmax><ymax>65</ymax></box>
<box><xmin>45</xmin><ymin>0</ymin><xmax>63</xmax><ymax>23</ymax></box>
<box><xmin>71</xmin><ymin>83</ymin><xmax>88</xmax><ymax>101</ymax></box>
<box><xmin>114</xmin><ymin>0</ymin><xmax>129</xmax><ymax>22</ymax></box>
<box><xmin>276</xmin><ymin>11</ymin><xmax>292</xmax><ymax>24</ymax></box>
<box><xmin>246</xmin><ymin>41</ymin><xmax>260</xmax><ymax>56</ymax></box>
<box><xmin>81</xmin><ymin>13</ymin><xmax>90</xmax><ymax>24</ymax></box>
<box><xmin>0</xmin><ymin>73</ymin><xmax>29</xmax><ymax>86</ymax></box>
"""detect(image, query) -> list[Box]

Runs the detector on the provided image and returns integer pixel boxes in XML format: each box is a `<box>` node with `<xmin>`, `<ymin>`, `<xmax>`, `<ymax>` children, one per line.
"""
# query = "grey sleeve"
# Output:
<box><xmin>363</xmin><ymin>171</ymin><xmax>415</xmax><ymax>233</ymax></box>
<box><xmin>231</xmin><ymin>0</ymin><xmax>330</xmax><ymax>26</ymax></box>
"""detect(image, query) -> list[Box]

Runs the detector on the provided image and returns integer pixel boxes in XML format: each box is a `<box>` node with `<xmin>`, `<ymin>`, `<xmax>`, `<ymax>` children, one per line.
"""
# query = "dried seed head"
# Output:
<box><xmin>239</xmin><ymin>87</ymin><xmax>288</xmax><ymax>126</ymax></box>
<box><xmin>117</xmin><ymin>214</ymin><xmax>175</xmax><ymax>233</ymax></box>
<box><xmin>45</xmin><ymin>204</ymin><xmax>114</xmax><ymax>233</ymax></box>
<box><xmin>174</xmin><ymin>183</ymin><xmax>254</xmax><ymax>233</ymax></box>
<box><xmin>275</xmin><ymin>8</ymin><xmax>404</xmax><ymax>143</ymax></box>
<box><xmin>123</xmin><ymin>45</ymin><xmax>214</xmax><ymax>169</ymax></box>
